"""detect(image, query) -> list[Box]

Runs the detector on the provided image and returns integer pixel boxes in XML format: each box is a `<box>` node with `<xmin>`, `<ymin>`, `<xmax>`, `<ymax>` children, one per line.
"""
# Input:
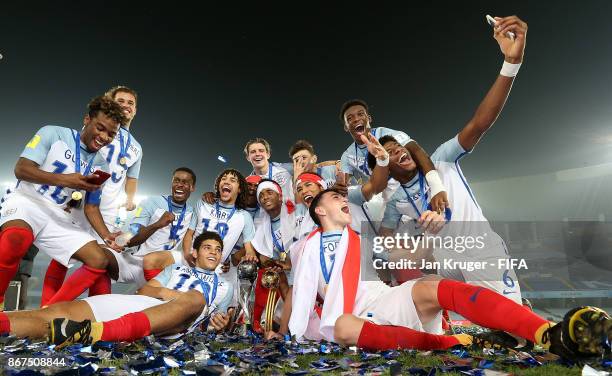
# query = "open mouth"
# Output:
<box><xmin>93</xmin><ymin>138</ymin><xmax>105</xmax><ymax>148</ymax></box>
<box><xmin>174</xmin><ymin>189</ymin><xmax>185</xmax><ymax>198</ymax></box>
<box><xmin>354</xmin><ymin>124</ymin><xmax>365</xmax><ymax>134</ymax></box>
<box><xmin>221</xmin><ymin>184</ymin><xmax>232</xmax><ymax>194</ymax></box>
<box><xmin>206</xmin><ymin>256</ymin><xmax>217</xmax><ymax>262</ymax></box>
<box><xmin>303</xmin><ymin>194</ymin><xmax>314</xmax><ymax>204</ymax></box>
<box><xmin>253</xmin><ymin>156</ymin><xmax>264</xmax><ymax>163</ymax></box>
<box><xmin>399</xmin><ymin>153</ymin><xmax>408</xmax><ymax>164</ymax></box>
<box><xmin>341</xmin><ymin>205</ymin><xmax>350</xmax><ymax>214</ymax></box>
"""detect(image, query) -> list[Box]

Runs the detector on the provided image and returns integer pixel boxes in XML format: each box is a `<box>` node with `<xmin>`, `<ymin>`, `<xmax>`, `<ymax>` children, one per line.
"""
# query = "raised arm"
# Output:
<box><xmin>359</xmin><ymin>133</ymin><xmax>389</xmax><ymax>201</ymax></box>
<box><xmin>458</xmin><ymin>16</ymin><xmax>527</xmax><ymax>151</ymax></box>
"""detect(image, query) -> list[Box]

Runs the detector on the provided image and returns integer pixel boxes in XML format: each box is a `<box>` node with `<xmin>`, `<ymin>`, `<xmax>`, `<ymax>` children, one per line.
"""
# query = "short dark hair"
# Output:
<box><xmin>214</xmin><ymin>168</ymin><xmax>249</xmax><ymax>209</ymax></box>
<box><xmin>87</xmin><ymin>96</ymin><xmax>126</xmax><ymax>125</ymax></box>
<box><xmin>105</xmin><ymin>85</ymin><xmax>138</xmax><ymax>103</ymax></box>
<box><xmin>289</xmin><ymin>139</ymin><xmax>315</xmax><ymax>158</ymax></box>
<box><xmin>173</xmin><ymin>167</ymin><xmax>197</xmax><ymax>185</ymax></box>
<box><xmin>339</xmin><ymin>99</ymin><xmax>369</xmax><ymax>123</ymax></box>
<box><xmin>193</xmin><ymin>231</ymin><xmax>223</xmax><ymax>251</ymax></box>
<box><xmin>367</xmin><ymin>135</ymin><xmax>398</xmax><ymax>170</ymax></box>
<box><xmin>308</xmin><ymin>188</ymin><xmax>342</xmax><ymax>226</ymax></box>
<box><xmin>244</xmin><ymin>137</ymin><xmax>271</xmax><ymax>157</ymax></box>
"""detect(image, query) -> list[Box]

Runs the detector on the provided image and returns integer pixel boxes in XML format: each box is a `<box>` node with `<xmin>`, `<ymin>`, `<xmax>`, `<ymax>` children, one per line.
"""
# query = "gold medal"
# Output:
<box><xmin>71</xmin><ymin>191</ymin><xmax>83</xmax><ymax>201</ymax></box>
<box><xmin>279</xmin><ymin>251</ymin><xmax>287</xmax><ymax>262</ymax></box>
<box><xmin>119</xmin><ymin>157</ymin><xmax>127</xmax><ymax>166</ymax></box>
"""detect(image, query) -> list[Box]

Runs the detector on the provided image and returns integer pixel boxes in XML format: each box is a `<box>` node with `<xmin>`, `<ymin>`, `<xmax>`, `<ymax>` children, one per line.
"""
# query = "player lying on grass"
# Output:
<box><xmin>0</xmin><ymin>231</ymin><xmax>233</xmax><ymax>348</ymax></box>
<box><xmin>289</xmin><ymin>189</ymin><xmax>612</xmax><ymax>361</ymax></box>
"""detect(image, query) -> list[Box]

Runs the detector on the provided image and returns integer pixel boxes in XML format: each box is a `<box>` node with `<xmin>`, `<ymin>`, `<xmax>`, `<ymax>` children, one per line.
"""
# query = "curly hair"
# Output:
<box><xmin>214</xmin><ymin>168</ymin><xmax>249</xmax><ymax>209</ymax></box>
<box><xmin>87</xmin><ymin>95</ymin><xmax>127</xmax><ymax>125</ymax></box>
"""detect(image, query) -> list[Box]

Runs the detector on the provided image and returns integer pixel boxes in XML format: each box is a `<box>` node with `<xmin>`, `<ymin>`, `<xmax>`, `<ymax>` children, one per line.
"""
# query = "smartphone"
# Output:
<box><xmin>87</xmin><ymin>170</ymin><xmax>111</xmax><ymax>185</ymax></box>
<box><xmin>485</xmin><ymin>14</ymin><xmax>515</xmax><ymax>40</ymax></box>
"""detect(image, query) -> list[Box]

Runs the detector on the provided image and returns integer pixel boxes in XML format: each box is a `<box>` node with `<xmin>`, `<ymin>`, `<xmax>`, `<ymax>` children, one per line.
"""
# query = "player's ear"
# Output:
<box><xmin>83</xmin><ymin>114</ymin><xmax>90</xmax><ymax>127</ymax></box>
<box><xmin>315</xmin><ymin>206</ymin><xmax>325</xmax><ymax>218</ymax></box>
<box><xmin>367</xmin><ymin>114</ymin><xmax>373</xmax><ymax>125</ymax></box>
<box><xmin>191</xmin><ymin>248</ymin><xmax>198</xmax><ymax>260</ymax></box>
<box><xmin>311</xmin><ymin>154</ymin><xmax>318</xmax><ymax>164</ymax></box>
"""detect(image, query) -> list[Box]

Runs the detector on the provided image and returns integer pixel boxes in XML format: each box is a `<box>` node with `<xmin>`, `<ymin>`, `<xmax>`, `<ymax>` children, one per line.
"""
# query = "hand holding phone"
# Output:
<box><xmin>486</xmin><ymin>15</ymin><xmax>515</xmax><ymax>41</ymax></box>
<box><xmin>86</xmin><ymin>170</ymin><xmax>111</xmax><ymax>185</ymax></box>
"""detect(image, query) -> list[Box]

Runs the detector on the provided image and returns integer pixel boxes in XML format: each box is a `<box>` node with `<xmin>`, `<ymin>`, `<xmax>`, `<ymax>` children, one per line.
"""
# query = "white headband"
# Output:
<box><xmin>256</xmin><ymin>181</ymin><xmax>282</xmax><ymax>205</ymax></box>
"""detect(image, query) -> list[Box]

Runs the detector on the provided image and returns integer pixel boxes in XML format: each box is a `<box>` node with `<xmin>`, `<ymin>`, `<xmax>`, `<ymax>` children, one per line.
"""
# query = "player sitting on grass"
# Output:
<box><xmin>289</xmin><ymin>189</ymin><xmax>611</xmax><ymax>360</ymax></box>
<box><xmin>0</xmin><ymin>231</ymin><xmax>232</xmax><ymax>347</ymax></box>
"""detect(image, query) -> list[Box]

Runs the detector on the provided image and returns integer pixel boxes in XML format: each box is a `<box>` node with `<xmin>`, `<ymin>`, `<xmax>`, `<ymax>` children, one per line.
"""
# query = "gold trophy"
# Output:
<box><xmin>261</xmin><ymin>269</ymin><xmax>280</xmax><ymax>332</ymax></box>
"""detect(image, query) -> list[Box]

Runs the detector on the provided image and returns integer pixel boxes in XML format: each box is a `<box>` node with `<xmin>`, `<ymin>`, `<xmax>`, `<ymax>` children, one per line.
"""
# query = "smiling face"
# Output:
<box><xmin>315</xmin><ymin>191</ymin><xmax>351</xmax><ymax>229</ymax></box>
<box><xmin>343</xmin><ymin>104</ymin><xmax>372</xmax><ymax>143</ymax></box>
<box><xmin>258</xmin><ymin>188</ymin><xmax>281</xmax><ymax>214</ymax></box>
<box><xmin>193</xmin><ymin>238</ymin><xmax>222</xmax><ymax>270</ymax></box>
<box><xmin>246</xmin><ymin>142</ymin><xmax>270</xmax><ymax>170</ymax></box>
<box><xmin>82</xmin><ymin>112</ymin><xmax>120</xmax><ymax>152</ymax></box>
<box><xmin>217</xmin><ymin>172</ymin><xmax>241</xmax><ymax>205</ymax></box>
<box><xmin>171</xmin><ymin>170</ymin><xmax>195</xmax><ymax>204</ymax></box>
<box><xmin>113</xmin><ymin>91</ymin><xmax>137</xmax><ymax>124</ymax></box>
<box><xmin>382</xmin><ymin>140</ymin><xmax>417</xmax><ymax>178</ymax></box>
<box><xmin>296</xmin><ymin>180</ymin><xmax>324</xmax><ymax>207</ymax></box>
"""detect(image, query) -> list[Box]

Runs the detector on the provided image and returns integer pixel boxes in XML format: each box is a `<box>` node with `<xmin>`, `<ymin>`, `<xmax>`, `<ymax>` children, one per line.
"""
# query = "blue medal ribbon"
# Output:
<box><xmin>117</xmin><ymin>130</ymin><xmax>132</xmax><ymax>168</ymax></box>
<box><xmin>353</xmin><ymin>128</ymin><xmax>376</xmax><ymax>177</ymax></box>
<box><xmin>194</xmin><ymin>269</ymin><xmax>218</xmax><ymax>305</ymax></box>
<box><xmin>271</xmin><ymin>219</ymin><xmax>284</xmax><ymax>255</ymax></box>
<box><xmin>400</xmin><ymin>173</ymin><xmax>428</xmax><ymax>217</ymax></box>
<box><xmin>166</xmin><ymin>196</ymin><xmax>187</xmax><ymax>247</ymax></box>
<box><xmin>215</xmin><ymin>201</ymin><xmax>236</xmax><ymax>223</ymax></box>
<box><xmin>319</xmin><ymin>235</ymin><xmax>336</xmax><ymax>285</ymax></box>
<box><xmin>73</xmin><ymin>131</ymin><xmax>95</xmax><ymax>176</ymax></box>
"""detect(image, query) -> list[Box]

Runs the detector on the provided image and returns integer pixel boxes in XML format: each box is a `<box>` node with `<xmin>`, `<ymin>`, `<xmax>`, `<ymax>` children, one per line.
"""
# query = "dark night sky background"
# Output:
<box><xmin>1</xmin><ymin>1</ymin><xmax>612</xmax><ymax>198</ymax></box>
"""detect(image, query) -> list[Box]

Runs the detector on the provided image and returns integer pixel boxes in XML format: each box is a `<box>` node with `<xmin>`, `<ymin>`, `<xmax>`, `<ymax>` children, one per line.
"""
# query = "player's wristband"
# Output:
<box><xmin>376</xmin><ymin>154</ymin><xmax>390</xmax><ymax>167</ymax></box>
<box><xmin>425</xmin><ymin>170</ymin><xmax>446</xmax><ymax>197</ymax></box>
<box><xmin>500</xmin><ymin>61</ymin><xmax>521</xmax><ymax>77</ymax></box>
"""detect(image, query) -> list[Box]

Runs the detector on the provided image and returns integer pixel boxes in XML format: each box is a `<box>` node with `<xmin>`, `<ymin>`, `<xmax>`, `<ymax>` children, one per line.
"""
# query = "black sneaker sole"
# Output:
<box><xmin>563</xmin><ymin>306</ymin><xmax>611</xmax><ymax>357</ymax></box>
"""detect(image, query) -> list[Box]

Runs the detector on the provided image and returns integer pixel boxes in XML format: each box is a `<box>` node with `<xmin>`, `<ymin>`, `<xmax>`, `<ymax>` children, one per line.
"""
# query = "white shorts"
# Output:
<box><xmin>363</xmin><ymin>279</ymin><xmax>444</xmax><ymax>334</ymax></box>
<box><xmin>170</xmin><ymin>250</ymin><xmax>186</xmax><ymax>265</ymax></box>
<box><xmin>83</xmin><ymin>294</ymin><xmax>208</xmax><ymax>339</ymax></box>
<box><xmin>0</xmin><ymin>192</ymin><xmax>96</xmax><ymax>267</ymax></box>
<box><xmin>109</xmin><ymin>250</ymin><xmax>146</xmax><ymax>287</ymax></box>
<box><xmin>83</xmin><ymin>294</ymin><xmax>164</xmax><ymax>321</ymax></box>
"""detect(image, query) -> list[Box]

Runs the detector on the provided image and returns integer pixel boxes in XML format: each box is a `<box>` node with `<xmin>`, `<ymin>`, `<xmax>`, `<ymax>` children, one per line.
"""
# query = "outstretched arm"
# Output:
<box><xmin>458</xmin><ymin>15</ymin><xmax>528</xmax><ymax>151</ymax></box>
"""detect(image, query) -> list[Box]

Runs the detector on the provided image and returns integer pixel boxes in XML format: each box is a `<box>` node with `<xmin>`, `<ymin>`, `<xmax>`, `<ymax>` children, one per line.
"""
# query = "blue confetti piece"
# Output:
<box><xmin>478</xmin><ymin>359</ymin><xmax>495</xmax><ymax>369</ymax></box>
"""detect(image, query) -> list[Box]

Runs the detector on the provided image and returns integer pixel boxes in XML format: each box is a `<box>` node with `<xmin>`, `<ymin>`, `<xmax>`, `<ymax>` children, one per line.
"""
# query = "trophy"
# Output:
<box><xmin>261</xmin><ymin>269</ymin><xmax>280</xmax><ymax>332</ymax></box>
<box><xmin>236</xmin><ymin>261</ymin><xmax>258</xmax><ymax>335</ymax></box>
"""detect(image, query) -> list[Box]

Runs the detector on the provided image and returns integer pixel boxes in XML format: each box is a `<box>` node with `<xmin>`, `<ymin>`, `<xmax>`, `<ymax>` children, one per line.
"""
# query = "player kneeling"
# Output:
<box><xmin>0</xmin><ymin>232</ymin><xmax>232</xmax><ymax>348</ymax></box>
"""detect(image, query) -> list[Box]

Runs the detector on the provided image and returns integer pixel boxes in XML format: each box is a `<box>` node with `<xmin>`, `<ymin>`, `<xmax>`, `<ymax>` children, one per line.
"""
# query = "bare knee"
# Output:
<box><xmin>334</xmin><ymin>314</ymin><xmax>362</xmax><ymax>346</ymax></box>
<box><xmin>74</xmin><ymin>242</ymin><xmax>110</xmax><ymax>270</ymax></box>
<box><xmin>143</xmin><ymin>252</ymin><xmax>170</xmax><ymax>270</ymax></box>
<box><xmin>180</xmin><ymin>290</ymin><xmax>206</xmax><ymax>317</ymax></box>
